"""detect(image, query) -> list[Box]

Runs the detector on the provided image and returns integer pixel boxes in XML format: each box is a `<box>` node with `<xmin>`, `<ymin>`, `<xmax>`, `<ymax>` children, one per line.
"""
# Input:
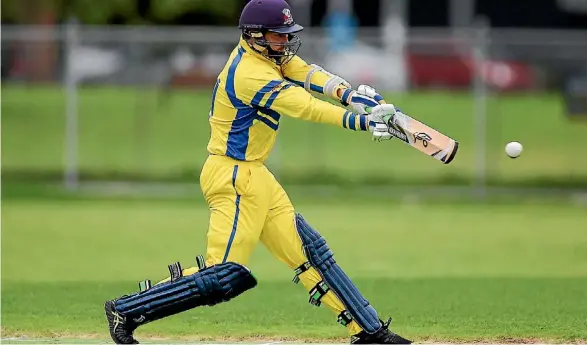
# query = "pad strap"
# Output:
<box><xmin>292</xmin><ymin>262</ymin><xmax>312</xmax><ymax>284</ymax></box>
<box><xmin>138</xmin><ymin>280</ymin><xmax>152</xmax><ymax>292</ymax></box>
<box><xmin>309</xmin><ymin>281</ymin><xmax>330</xmax><ymax>307</ymax></box>
<box><xmin>168</xmin><ymin>262</ymin><xmax>182</xmax><ymax>282</ymax></box>
<box><xmin>196</xmin><ymin>255</ymin><xmax>206</xmax><ymax>270</ymax></box>
<box><xmin>338</xmin><ymin>310</ymin><xmax>353</xmax><ymax>326</ymax></box>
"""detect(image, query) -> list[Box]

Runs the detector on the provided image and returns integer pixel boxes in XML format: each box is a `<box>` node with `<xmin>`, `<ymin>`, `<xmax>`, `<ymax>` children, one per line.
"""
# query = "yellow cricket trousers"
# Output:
<box><xmin>162</xmin><ymin>154</ymin><xmax>364</xmax><ymax>335</ymax></box>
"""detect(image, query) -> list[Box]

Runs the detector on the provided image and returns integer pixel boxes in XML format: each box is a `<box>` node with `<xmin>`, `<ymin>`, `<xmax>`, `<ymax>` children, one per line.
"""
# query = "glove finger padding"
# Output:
<box><xmin>370</xmin><ymin>123</ymin><xmax>394</xmax><ymax>141</ymax></box>
<box><xmin>357</xmin><ymin>85</ymin><xmax>385</xmax><ymax>104</ymax></box>
<box><xmin>369</xmin><ymin>104</ymin><xmax>396</xmax><ymax>123</ymax></box>
<box><xmin>346</xmin><ymin>92</ymin><xmax>380</xmax><ymax>115</ymax></box>
<box><xmin>368</xmin><ymin>104</ymin><xmax>397</xmax><ymax>141</ymax></box>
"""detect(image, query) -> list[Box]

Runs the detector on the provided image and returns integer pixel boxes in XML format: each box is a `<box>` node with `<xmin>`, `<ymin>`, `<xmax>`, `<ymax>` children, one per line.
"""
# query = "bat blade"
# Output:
<box><xmin>387</xmin><ymin>111</ymin><xmax>459</xmax><ymax>164</ymax></box>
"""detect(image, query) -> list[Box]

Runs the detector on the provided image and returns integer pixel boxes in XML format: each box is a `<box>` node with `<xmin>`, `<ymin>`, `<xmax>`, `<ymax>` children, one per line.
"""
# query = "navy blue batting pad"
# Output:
<box><xmin>115</xmin><ymin>262</ymin><xmax>256</xmax><ymax>324</ymax></box>
<box><xmin>295</xmin><ymin>213</ymin><xmax>381</xmax><ymax>334</ymax></box>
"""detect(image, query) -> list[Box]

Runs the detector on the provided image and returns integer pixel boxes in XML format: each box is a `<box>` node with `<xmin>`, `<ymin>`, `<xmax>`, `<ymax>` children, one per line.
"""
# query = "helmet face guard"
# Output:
<box><xmin>241</xmin><ymin>28</ymin><xmax>302</xmax><ymax>65</ymax></box>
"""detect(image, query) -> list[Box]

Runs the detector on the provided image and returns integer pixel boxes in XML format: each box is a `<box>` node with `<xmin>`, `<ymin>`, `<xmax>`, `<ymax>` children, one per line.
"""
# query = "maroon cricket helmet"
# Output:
<box><xmin>238</xmin><ymin>0</ymin><xmax>304</xmax><ymax>64</ymax></box>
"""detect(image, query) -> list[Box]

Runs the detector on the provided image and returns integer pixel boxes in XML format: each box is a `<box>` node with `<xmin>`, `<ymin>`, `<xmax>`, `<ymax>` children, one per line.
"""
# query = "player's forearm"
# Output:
<box><xmin>306</xmin><ymin>69</ymin><xmax>353</xmax><ymax>105</ymax></box>
<box><xmin>248</xmin><ymin>77</ymin><xmax>367</xmax><ymax>131</ymax></box>
<box><xmin>283</xmin><ymin>58</ymin><xmax>350</xmax><ymax>104</ymax></box>
<box><xmin>301</xmin><ymin>99</ymin><xmax>369</xmax><ymax>131</ymax></box>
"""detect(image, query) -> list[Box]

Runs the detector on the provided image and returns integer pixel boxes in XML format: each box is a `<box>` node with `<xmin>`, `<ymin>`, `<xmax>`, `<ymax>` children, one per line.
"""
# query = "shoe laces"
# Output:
<box><xmin>112</xmin><ymin>311</ymin><xmax>126</xmax><ymax>332</ymax></box>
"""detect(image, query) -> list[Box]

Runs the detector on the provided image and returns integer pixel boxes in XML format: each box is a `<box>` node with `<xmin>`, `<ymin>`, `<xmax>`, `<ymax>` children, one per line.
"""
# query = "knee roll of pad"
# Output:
<box><xmin>295</xmin><ymin>213</ymin><xmax>381</xmax><ymax>334</ymax></box>
<box><xmin>115</xmin><ymin>261</ymin><xmax>257</xmax><ymax>325</ymax></box>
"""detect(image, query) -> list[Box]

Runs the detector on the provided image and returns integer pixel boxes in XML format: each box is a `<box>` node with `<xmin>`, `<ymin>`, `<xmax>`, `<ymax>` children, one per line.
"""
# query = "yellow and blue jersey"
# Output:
<box><xmin>206</xmin><ymin>37</ymin><xmax>369</xmax><ymax>162</ymax></box>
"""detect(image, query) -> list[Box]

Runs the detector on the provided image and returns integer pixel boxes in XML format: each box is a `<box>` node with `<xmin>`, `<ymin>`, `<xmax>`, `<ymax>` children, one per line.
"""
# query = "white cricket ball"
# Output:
<box><xmin>505</xmin><ymin>141</ymin><xmax>523</xmax><ymax>158</ymax></box>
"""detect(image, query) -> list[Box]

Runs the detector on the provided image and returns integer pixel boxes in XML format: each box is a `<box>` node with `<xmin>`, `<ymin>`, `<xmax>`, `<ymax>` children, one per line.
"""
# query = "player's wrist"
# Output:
<box><xmin>342</xmin><ymin>111</ymin><xmax>370</xmax><ymax>131</ymax></box>
<box><xmin>337</xmin><ymin>87</ymin><xmax>353</xmax><ymax>106</ymax></box>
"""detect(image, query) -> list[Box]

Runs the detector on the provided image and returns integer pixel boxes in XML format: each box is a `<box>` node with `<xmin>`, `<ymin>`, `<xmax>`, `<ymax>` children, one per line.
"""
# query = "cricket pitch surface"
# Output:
<box><xmin>1</xmin><ymin>339</ymin><xmax>583</xmax><ymax>345</ymax></box>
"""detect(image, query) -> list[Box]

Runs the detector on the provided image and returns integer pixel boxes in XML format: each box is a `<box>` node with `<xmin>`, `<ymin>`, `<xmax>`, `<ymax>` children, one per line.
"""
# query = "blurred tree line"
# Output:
<box><xmin>1</xmin><ymin>0</ymin><xmax>244</xmax><ymax>25</ymax></box>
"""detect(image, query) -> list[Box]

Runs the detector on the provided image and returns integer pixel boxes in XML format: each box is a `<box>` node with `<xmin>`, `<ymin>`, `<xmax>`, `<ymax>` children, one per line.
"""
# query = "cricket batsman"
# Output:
<box><xmin>104</xmin><ymin>0</ymin><xmax>410</xmax><ymax>343</ymax></box>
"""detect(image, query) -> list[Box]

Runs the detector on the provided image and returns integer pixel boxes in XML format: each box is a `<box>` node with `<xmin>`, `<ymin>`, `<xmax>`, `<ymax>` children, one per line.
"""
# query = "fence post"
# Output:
<box><xmin>64</xmin><ymin>18</ymin><xmax>80</xmax><ymax>190</ymax></box>
<box><xmin>471</xmin><ymin>17</ymin><xmax>489</xmax><ymax>199</ymax></box>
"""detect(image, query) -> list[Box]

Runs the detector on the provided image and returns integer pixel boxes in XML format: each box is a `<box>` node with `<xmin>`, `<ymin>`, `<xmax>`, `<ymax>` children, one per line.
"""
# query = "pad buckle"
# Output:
<box><xmin>196</xmin><ymin>255</ymin><xmax>206</xmax><ymax>270</ymax></box>
<box><xmin>168</xmin><ymin>262</ymin><xmax>183</xmax><ymax>282</ymax></box>
<box><xmin>309</xmin><ymin>281</ymin><xmax>330</xmax><ymax>307</ymax></box>
<box><xmin>138</xmin><ymin>279</ymin><xmax>152</xmax><ymax>292</ymax></box>
<box><xmin>337</xmin><ymin>310</ymin><xmax>353</xmax><ymax>326</ymax></box>
<box><xmin>292</xmin><ymin>262</ymin><xmax>312</xmax><ymax>284</ymax></box>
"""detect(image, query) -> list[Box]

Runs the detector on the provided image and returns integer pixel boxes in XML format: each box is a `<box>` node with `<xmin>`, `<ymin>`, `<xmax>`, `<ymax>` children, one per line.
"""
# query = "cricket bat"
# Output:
<box><xmin>386</xmin><ymin>110</ymin><xmax>459</xmax><ymax>164</ymax></box>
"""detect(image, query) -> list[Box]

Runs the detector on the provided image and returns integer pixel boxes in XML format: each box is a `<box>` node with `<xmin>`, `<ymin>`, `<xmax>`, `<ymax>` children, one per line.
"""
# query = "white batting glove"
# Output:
<box><xmin>342</xmin><ymin>90</ymin><xmax>379</xmax><ymax>114</ymax></box>
<box><xmin>341</xmin><ymin>84</ymin><xmax>386</xmax><ymax>115</ymax></box>
<box><xmin>357</xmin><ymin>84</ymin><xmax>385</xmax><ymax>103</ymax></box>
<box><xmin>367</xmin><ymin>104</ymin><xmax>397</xmax><ymax>141</ymax></box>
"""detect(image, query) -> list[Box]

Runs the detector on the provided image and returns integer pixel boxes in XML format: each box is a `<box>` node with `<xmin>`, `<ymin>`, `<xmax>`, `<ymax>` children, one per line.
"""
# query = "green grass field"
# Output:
<box><xmin>2</xmin><ymin>85</ymin><xmax>587</xmax><ymax>187</ymax></box>
<box><xmin>2</xmin><ymin>192</ymin><xmax>586</xmax><ymax>343</ymax></box>
<box><xmin>2</xmin><ymin>85</ymin><xmax>586</xmax><ymax>343</ymax></box>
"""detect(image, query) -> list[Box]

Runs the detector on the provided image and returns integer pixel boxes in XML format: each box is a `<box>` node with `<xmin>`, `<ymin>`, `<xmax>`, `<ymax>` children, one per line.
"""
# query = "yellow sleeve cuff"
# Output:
<box><xmin>342</xmin><ymin>111</ymin><xmax>370</xmax><ymax>131</ymax></box>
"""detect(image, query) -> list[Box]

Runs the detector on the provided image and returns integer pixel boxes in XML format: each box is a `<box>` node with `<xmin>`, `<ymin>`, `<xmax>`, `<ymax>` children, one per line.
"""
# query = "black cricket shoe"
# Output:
<box><xmin>351</xmin><ymin>318</ymin><xmax>412</xmax><ymax>344</ymax></box>
<box><xmin>104</xmin><ymin>299</ymin><xmax>139</xmax><ymax>344</ymax></box>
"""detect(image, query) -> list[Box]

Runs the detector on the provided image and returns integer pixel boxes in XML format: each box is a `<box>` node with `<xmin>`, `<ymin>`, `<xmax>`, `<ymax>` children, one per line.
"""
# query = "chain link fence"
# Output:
<box><xmin>2</xmin><ymin>24</ymin><xmax>586</xmax><ymax>197</ymax></box>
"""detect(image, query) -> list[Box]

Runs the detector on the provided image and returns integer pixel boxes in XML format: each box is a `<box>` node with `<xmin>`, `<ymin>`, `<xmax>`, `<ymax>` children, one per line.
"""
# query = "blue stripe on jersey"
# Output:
<box><xmin>255</xmin><ymin>114</ymin><xmax>279</xmax><ymax>131</ymax></box>
<box><xmin>223</xmin><ymin>165</ymin><xmax>241</xmax><ymax>263</ymax></box>
<box><xmin>209</xmin><ymin>79</ymin><xmax>220</xmax><ymax>118</ymax></box>
<box><xmin>257</xmin><ymin>108</ymin><xmax>280</xmax><ymax>124</ymax></box>
<box><xmin>265</xmin><ymin>84</ymin><xmax>291</xmax><ymax>109</ymax></box>
<box><xmin>359</xmin><ymin>115</ymin><xmax>367</xmax><ymax>131</ymax></box>
<box><xmin>310</xmin><ymin>83</ymin><xmax>324</xmax><ymax>94</ymax></box>
<box><xmin>283</xmin><ymin>77</ymin><xmax>323</xmax><ymax>94</ymax></box>
<box><xmin>251</xmin><ymin>80</ymin><xmax>282</xmax><ymax>107</ymax></box>
<box><xmin>225</xmin><ymin>47</ymin><xmax>256</xmax><ymax>161</ymax></box>
<box><xmin>348</xmin><ymin>113</ymin><xmax>357</xmax><ymax>130</ymax></box>
<box><xmin>225</xmin><ymin>48</ymin><xmax>246</xmax><ymax>108</ymax></box>
<box><xmin>256</xmin><ymin>83</ymin><xmax>292</xmax><ymax>123</ymax></box>
<box><xmin>284</xmin><ymin>77</ymin><xmax>304</xmax><ymax>88</ymax></box>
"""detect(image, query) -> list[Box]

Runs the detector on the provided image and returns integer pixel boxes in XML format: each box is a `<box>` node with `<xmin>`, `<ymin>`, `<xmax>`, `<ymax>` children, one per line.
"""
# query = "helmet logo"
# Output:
<box><xmin>282</xmin><ymin>8</ymin><xmax>293</xmax><ymax>25</ymax></box>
